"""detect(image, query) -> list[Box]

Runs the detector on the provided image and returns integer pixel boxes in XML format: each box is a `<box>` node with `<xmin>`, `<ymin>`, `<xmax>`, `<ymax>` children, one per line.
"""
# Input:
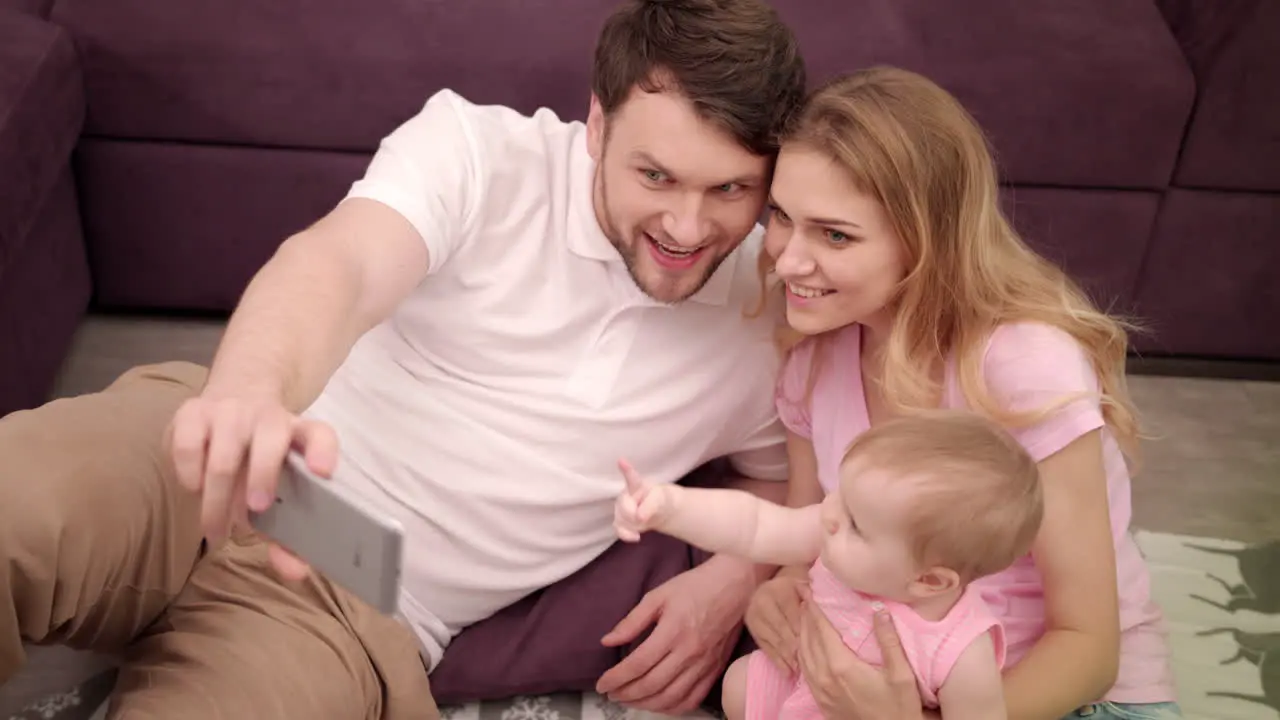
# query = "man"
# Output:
<box><xmin>0</xmin><ymin>0</ymin><xmax>807</xmax><ymax>717</ymax></box>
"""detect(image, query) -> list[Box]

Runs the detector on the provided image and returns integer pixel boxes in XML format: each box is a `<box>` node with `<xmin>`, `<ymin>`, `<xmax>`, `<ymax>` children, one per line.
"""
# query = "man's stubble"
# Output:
<box><xmin>593</xmin><ymin>143</ymin><xmax>729</xmax><ymax>305</ymax></box>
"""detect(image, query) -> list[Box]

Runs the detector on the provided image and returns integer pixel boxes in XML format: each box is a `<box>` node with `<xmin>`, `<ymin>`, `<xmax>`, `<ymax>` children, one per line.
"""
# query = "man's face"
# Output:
<box><xmin>587</xmin><ymin>88</ymin><xmax>770</xmax><ymax>303</ymax></box>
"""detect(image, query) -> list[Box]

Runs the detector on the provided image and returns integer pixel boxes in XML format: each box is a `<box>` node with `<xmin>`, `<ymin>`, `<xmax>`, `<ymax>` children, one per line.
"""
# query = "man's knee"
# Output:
<box><xmin>107</xmin><ymin>361</ymin><xmax>209</xmax><ymax>395</ymax></box>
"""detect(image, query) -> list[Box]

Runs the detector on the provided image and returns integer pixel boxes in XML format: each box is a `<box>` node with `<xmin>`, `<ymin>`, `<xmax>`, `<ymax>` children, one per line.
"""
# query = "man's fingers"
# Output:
<box><xmin>678</xmin><ymin>667</ymin><xmax>721</xmax><ymax>715</ymax></box>
<box><xmin>268</xmin><ymin>543</ymin><xmax>312</xmax><ymax>581</ymax></box>
<box><xmin>200</xmin><ymin>413</ymin><xmax>250</xmax><ymax>542</ymax></box>
<box><xmin>601</xmin><ymin>590</ymin><xmax>661</xmax><ymax>647</ymax></box>
<box><xmin>597</xmin><ymin>605</ymin><xmax>675</xmax><ymax>694</ymax></box>
<box><xmin>169</xmin><ymin>402</ymin><xmax>210</xmax><ymax>492</ymax></box>
<box><xmin>245</xmin><ymin>414</ymin><xmax>291</xmax><ymax>512</ymax></box>
<box><xmin>294</xmin><ymin>419</ymin><xmax>339</xmax><ymax>477</ymax></box>
<box><xmin>624</xmin><ymin>664</ymin><xmax>703</xmax><ymax>714</ymax></box>
<box><xmin>607</xmin><ymin>642</ymin><xmax>687</xmax><ymax>704</ymax></box>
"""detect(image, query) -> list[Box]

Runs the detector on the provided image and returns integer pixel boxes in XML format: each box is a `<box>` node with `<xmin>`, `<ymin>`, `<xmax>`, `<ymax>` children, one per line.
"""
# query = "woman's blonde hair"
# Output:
<box><xmin>762</xmin><ymin>67</ymin><xmax>1142</xmax><ymax>458</ymax></box>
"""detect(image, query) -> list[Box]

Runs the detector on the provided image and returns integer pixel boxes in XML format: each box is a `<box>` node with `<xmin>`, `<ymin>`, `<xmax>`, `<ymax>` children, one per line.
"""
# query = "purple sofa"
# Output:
<box><xmin>1</xmin><ymin>0</ymin><xmax>1277</xmax><ymax>704</ymax></box>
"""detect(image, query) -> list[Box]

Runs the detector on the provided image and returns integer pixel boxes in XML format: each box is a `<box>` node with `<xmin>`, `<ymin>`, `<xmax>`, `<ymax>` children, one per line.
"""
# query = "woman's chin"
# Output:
<box><xmin>785</xmin><ymin>310</ymin><xmax>841</xmax><ymax>336</ymax></box>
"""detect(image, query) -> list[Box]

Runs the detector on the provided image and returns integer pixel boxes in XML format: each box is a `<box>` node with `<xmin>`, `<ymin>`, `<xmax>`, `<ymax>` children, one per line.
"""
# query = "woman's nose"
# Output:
<box><xmin>773</xmin><ymin>236</ymin><xmax>816</xmax><ymax>278</ymax></box>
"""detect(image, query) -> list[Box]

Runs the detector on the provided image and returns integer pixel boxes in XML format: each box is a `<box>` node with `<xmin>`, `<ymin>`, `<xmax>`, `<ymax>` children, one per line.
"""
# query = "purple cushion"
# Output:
<box><xmin>1133</xmin><ymin>189</ymin><xmax>1280</xmax><ymax>360</ymax></box>
<box><xmin>429</xmin><ymin>532</ymin><xmax>693</xmax><ymax>703</ymax></box>
<box><xmin>779</xmin><ymin>0</ymin><xmax>1195</xmax><ymax>189</ymax></box>
<box><xmin>51</xmin><ymin>0</ymin><xmax>611</xmax><ymax>152</ymax></box>
<box><xmin>74</xmin><ymin>139</ymin><xmax>366</xmax><ymax>311</ymax></box>
<box><xmin>0</xmin><ymin>9</ymin><xmax>82</xmax><ymax>267</ymax></box>
<box><xmin>1156</xmin><ymin>0</ymin><xmax>1280</xmax><ymax>192</ymax></box>
<box><xmin>998</xmin><ymin>187</ymin><xmax>1160</xmax><ymax>316</ymax></box>
<box><xmin>430</xmin><ymin>462</ymin><xmax>730</xmax><ymax>703</ymax></box>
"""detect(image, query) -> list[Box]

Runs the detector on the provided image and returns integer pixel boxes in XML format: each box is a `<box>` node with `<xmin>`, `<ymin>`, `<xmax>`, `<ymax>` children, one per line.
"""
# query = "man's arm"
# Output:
<box><xmin>201</xmin><ymin>89</ymin><xmax>485</xmax><ymax>412</ymax></box>
<box><xmin>658</xmin><ymin>484</ymin><xmax>824</xmax><ymax>567</ymax></box>
<box><xmin>203</xmin><ymin>198</ymin><xmax>428</xmax><ymax>410</ymax></box>
<box><xmin>935</xmin><ymin>632</ymin><xmax>1007</xmax><ymax>720</ymax></box>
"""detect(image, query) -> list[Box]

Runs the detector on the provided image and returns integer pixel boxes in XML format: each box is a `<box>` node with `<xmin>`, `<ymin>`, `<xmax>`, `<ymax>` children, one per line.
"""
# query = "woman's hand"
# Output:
<box><xmin>798</xmin><ymin>598</ymin><xmax>924</xmax><ymax>720</ymax></box>
<box><xmin>744</xmin><ymin>566</ymin><xmax>809</xmax><ymax>673</ymax></box>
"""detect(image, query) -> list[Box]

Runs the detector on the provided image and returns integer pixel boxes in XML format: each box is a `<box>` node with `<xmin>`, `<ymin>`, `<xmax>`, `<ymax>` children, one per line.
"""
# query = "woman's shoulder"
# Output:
<box><xmin>780</xmin><ymin>325</ymin><xmax>861</xmax><ymax>387</ymax></box>
<box><xmin>984</xmin><ymin>321</ymin><xmax>1085</xmax><ymax>360</ymax></box>
<box><xmin>979</xmin><ymin>321</ymin><xmax>1096</xmax><ymax>391</ymax></box>
<box><xmin>776</xmin><ymin>325</ymin><xmax>861</xmax><ymax>438</ymax></box>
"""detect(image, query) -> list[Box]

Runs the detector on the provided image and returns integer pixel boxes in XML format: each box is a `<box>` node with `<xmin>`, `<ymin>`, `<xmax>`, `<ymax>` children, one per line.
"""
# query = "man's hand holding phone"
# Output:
<box><xmin>166</xmin><ymin>392</ymin><xmax>334</xmax><ymax>581</ymax></box>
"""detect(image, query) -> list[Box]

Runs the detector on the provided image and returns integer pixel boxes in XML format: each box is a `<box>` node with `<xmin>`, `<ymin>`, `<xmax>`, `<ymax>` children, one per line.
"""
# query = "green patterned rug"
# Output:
<box><xmin>1137</xmin><ymin>531</ymin><xmax>1279</xmax><ymax>719</ymax></box>
<box><xmin>8</xmin><ymin>531</ymin><xmax>1276</xmax><ymax>720</ymax></box>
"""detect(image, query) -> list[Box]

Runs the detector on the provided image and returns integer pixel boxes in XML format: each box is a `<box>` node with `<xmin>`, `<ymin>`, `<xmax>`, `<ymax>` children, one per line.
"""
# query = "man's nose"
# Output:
<box><xmin>662</xmin><ymin>195</ymin><xmax>711</xmax><ymax>248</ymax></box>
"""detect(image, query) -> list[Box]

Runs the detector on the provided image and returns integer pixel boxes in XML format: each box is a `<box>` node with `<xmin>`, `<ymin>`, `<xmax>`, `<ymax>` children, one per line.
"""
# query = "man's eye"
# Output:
<box><xmin>717</xmin><ymin>183</ymin><xmax>741</xmax><ymax>193</ymax></box>
<box><xmin>644</xmin><ymin>169</ymin><xmax>666</xmax><ymax>182</ymax></box>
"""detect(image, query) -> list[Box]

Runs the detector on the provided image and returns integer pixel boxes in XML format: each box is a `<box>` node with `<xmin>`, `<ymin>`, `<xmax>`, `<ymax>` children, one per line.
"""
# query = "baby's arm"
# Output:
<box><xmin>935</xmin><ymin>631</ymin><xmax>1007</xmax><ymax>720</ymax></box>
<box><xmin>664</xmin><ymin>485</ymin><xmax>823</xmax><ymax>566</ymax></box>
<box><xmin>615</xmin><ymin>460</ymin><xmax>824</xmax><ymax>567</ymax></box>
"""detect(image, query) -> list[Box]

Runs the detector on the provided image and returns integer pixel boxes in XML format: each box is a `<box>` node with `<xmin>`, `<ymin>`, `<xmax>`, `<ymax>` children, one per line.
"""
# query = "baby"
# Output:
<box><xmin>614</xmin><ymin>413</ymin><xmax>1044</xmax><ymax>720</ymax></box>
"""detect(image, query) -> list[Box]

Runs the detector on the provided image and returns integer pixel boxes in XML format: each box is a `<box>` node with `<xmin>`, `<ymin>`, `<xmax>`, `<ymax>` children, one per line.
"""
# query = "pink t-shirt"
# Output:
<box><xmin>776</xmin><ymin>322</ymin><xmax>1175</xmax><ymax>704</ymax></box>
<box><xmin>746</xmin><ymin>558</ymin><xmax>1006</xmax><ymax>718</ymax></box>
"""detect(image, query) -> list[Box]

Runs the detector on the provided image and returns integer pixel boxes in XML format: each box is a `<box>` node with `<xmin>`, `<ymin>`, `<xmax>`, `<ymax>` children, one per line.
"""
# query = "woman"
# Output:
<box><xmin>742</xmin><ymin>67</ymin><xmax>1179</xmax><ymax>719</ymax></box>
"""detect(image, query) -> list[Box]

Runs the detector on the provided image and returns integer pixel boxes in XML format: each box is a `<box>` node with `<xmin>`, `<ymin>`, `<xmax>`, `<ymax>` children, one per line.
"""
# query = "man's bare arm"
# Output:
<box><xmin>202</xmin><ymin>198</ymin><xmax>428</xmax><ymax>410</ymax></box>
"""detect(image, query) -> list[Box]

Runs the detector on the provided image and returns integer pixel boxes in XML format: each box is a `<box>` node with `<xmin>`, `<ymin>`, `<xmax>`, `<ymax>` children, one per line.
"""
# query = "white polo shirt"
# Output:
<box><xmin>303</xmin><ymin>89</ymin><xmax>789</xmax><ymax>668</ymax></box>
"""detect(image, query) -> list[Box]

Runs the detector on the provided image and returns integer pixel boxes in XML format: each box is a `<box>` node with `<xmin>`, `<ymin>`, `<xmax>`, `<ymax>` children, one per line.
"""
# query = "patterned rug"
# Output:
<box><xmin>7</xmin><ymin>531</ymin><xmax>1276</xmax><ymax>720</ymax></box>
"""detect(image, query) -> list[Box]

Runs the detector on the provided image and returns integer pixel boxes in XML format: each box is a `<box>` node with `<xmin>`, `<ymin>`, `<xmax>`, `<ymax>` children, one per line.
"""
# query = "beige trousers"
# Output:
<box><xmin>0</xmin><ymin>362</ymin><xmax>439</xmax><ymax>719</ymax></box>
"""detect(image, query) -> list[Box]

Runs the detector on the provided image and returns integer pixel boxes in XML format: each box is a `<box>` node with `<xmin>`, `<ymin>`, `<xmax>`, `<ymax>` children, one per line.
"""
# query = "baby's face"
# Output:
<box><xmin>818</xmin><ymin>461</ymin><xmax>920</xmax><ymax>602</ymax></box>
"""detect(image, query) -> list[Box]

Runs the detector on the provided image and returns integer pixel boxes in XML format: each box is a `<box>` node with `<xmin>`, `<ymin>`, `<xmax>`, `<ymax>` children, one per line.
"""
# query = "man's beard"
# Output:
<box><xmin>594</xmin><ymin>162</ymin><xmax>726</xmax><ymax>305</ymax></box>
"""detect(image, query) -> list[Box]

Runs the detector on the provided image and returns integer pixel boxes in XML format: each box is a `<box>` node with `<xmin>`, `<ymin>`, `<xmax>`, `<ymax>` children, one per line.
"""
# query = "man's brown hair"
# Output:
<box><xmin>842</xmin><ymin>412</ymin><xmax>1044</xmax><ymax>584</ymax></box>
<box><xmin>591</xmin><ymin>0</ymin><xmax>807</xmax><ymax>156</ymax></box>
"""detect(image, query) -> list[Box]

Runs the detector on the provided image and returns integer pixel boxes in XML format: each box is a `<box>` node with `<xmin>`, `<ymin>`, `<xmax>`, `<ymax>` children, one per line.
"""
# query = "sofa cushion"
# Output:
<box><xmin>780</xmin><ymin>0</ymin><xmax>1195</xmax><ymax>189</ymax></box>
<box><xmin>52</xmin><ymin>0</ymin><xmax>1192</xmax><ymax>189</ymax></box>
<box><xmin>0</xmin><ymin>9</ymin><xmax>82</xmax><ymax>273</ymax></box>
<box><xmin>75</xmin><ymin>139</ymin><xmax>367</xmax><ymax>311</ymax></box>
<box><xmin>1156</xmin><ymin>0</ymin><xmax>1280</xmax><ymax>192</ymax></box>
<box><xmin>51</xmin><ymin>0</ymin><xmax>610</xmax><ymax>153</ymax></box>
<box><xmin>1133</xmin><ymin>189</ymin><xmax>1280</xmax><ymax>360</ymax></box>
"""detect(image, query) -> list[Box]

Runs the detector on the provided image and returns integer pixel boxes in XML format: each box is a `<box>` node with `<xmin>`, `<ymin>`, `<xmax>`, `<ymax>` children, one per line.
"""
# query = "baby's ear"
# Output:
<box><xmin>907</xmin><ymin>566</ymin><xmax>960</xmax><ymax>600</ymax></box>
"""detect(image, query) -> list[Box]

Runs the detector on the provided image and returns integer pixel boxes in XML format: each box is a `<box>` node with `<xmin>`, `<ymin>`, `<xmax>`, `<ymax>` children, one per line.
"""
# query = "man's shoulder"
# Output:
<box><xmin>416</xmin><ymin>88</ymin><xmax>581</xmax><ymax>149</ymax></box>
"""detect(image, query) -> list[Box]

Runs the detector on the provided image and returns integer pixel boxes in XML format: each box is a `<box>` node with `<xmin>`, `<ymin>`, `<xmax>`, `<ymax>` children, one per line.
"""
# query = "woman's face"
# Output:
<box><xmin>764</xmin><ymin>143</ymin><xmax>908</xmax><ymax>336</ymax></box>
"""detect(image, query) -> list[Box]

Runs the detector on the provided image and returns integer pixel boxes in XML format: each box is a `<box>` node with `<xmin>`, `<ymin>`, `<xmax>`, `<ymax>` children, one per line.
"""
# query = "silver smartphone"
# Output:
<box><xmin>248</xmin><ymin>452</ymin><xmax>404</xmax><ymax>615</ymax></box>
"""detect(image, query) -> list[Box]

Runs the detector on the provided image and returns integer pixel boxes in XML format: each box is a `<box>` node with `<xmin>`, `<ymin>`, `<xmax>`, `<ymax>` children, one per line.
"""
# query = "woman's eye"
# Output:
<box><xmin>826</xmin><ymin>229</ymin><xmax>849</xmax><ymax>243</ymax></box>
<box><xmin>644</xmin><ymin>169</ymin><xmax>666</xmax><ymax>182</ymax></box>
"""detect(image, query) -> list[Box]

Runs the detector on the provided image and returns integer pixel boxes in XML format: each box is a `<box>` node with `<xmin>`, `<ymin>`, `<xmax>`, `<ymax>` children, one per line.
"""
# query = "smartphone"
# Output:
<box><xmin>248</xmin><ymin>452</ymin><xmax>404</xmax><ymax>615</ymax></box>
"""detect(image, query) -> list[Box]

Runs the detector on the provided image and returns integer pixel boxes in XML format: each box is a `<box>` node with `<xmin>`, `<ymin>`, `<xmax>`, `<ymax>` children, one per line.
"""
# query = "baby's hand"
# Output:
<box><xmin>614</xmin><ymin>458</ymin><xmax>676</xmax><ymax>542</ymax></box>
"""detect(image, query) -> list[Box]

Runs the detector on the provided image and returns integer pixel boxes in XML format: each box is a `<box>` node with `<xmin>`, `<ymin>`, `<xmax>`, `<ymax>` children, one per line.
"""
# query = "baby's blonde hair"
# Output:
<box><xmin>842</xmin><ymin>412</ymin><xmax>1043</xmax><ymax>584</ymax></box>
